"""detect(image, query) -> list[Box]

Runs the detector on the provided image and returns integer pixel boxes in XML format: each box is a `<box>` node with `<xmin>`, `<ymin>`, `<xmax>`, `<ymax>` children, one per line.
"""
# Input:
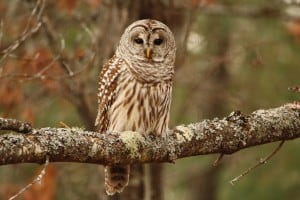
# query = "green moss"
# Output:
<box><xmin>119</xmin><ymin>131</ymin><xmax>145</xmax><ymax>158</ymax></box>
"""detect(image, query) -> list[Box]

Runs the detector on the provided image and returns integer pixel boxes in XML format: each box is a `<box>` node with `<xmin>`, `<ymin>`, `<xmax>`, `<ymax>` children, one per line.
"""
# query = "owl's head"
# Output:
<box><xmin>116</xmin><ymin>19</ymin><xmax>176</xmax><ymax>65</ymax></box>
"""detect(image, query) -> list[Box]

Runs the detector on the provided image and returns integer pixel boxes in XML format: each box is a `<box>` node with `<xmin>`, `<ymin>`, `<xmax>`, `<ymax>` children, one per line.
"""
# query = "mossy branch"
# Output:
<box><xmin>0</xmin><ymin>103</ymin><xmax>300</xmax><ymax>166</ymax></box>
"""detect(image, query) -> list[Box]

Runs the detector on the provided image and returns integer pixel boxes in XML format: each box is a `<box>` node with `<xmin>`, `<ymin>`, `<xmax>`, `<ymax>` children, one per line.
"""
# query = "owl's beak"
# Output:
<box><xmin>145</xmin><ymin>47</ymin><xmax>152</xmax><ymax>59</ymax></box>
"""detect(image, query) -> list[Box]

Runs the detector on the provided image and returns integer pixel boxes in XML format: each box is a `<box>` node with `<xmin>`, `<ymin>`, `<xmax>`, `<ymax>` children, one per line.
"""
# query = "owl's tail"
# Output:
<box><xmin>104</xmin><ymin>165</ymin><xmax>130</xmax><ymax>195</ymax></box>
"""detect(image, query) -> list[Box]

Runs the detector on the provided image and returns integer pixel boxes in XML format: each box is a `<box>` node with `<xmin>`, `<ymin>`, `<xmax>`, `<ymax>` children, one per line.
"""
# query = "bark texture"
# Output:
<box><xmin>0</xmin><ymin>103</ymin><xmax>299</xmax><ymax>166</ymax></box>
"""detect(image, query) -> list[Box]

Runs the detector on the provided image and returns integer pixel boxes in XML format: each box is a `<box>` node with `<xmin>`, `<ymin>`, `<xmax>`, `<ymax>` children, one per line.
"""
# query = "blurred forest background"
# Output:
<box><xmin>0</xmin><ymin>0</ymin><xmax>300</xmax><ymax>199</ymax></box>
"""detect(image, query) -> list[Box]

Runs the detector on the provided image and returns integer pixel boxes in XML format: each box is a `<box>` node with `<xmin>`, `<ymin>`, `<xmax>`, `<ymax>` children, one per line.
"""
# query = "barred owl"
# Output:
<box><xmin>95</xmin><ymin>19</ymin><xmax>176</xmax><ymax>195</ymax></box>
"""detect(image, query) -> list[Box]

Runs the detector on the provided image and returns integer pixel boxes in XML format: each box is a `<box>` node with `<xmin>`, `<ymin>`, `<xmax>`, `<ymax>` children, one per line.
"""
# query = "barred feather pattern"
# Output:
<box><xmin>95</xmin><ymin>19</ymin><xmax>175</xmax><ymax>196</ymax></box>
<box><xmin>96</xmin><ymin>56</ymin><xmax>173</xmax><ymax>195</ymax></box>
<box><xmin>95</xmin><ymin>55</ymin><xmax>125</xmax><ymax>133</ymax></box>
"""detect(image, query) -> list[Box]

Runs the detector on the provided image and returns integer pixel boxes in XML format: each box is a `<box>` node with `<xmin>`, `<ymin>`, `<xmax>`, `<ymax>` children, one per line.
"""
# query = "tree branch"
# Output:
<box><xmin>0</xmin><ymin>118</ymin><xmax>32</xmax><ymax>133</ymax></box>
<box><xmin>0</xmin><ymin>103</ymin><xmax>299</xmax><ymax>166</ymax></box>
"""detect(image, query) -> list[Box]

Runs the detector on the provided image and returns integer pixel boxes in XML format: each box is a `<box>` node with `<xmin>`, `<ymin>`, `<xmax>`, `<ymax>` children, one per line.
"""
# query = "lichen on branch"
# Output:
<box><xmin>0</xmin><ymin>103</ymin><xmax>299</xmax><ymax>166</ymax></box>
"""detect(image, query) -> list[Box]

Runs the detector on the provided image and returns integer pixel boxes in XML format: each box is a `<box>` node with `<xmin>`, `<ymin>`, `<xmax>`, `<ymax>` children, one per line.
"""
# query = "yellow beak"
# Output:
<box><xmin>145</xmin><ymin>47</ymin><xmax>152</xmax><ymax>59</ymax></box>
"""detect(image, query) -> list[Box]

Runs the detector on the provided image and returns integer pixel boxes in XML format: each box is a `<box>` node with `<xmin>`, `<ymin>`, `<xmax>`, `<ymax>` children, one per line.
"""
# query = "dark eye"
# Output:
<box><xmin>154</xmin><ymin>38</ymin><xmax>163</xmax><ymax>45</ymax></box>
<box><xmin>134</xmin><ymin>38</ymin><xmax>143</xmax><ymax>44</ymax></box>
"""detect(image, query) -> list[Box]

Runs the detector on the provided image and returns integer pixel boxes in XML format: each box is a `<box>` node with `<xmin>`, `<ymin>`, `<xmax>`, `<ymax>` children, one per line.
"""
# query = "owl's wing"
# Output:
<box><xmin>95</xmin><ymin>56</ymin><xmax>124</xmax><ymax>133</ymax></box>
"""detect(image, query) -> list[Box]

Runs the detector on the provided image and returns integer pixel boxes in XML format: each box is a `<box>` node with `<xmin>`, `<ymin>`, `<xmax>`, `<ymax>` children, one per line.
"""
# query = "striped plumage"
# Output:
<box><xmin>95</xmin><ymin>19</ymin><xmax>176</xmax><ymax>195</ymax></box>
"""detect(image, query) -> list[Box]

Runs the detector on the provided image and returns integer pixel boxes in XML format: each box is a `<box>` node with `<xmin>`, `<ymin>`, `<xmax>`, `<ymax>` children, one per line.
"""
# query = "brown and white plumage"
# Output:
<box><xmin>95</xmin><ymin>19</ymin><xmax>176</xmax><ymax>195</ymax></box>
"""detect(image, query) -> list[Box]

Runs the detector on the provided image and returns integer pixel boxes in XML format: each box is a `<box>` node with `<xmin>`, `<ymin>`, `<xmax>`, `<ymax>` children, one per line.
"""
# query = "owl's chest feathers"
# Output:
<box><xmin>128</xmin><ymin>59</ymin><xmax>174</xmax><ymax>84</ymax></box>
<box><xmin>108</xmin><ymin>70</ymin><xmax>172</xmax><ymax>135</ymax></box>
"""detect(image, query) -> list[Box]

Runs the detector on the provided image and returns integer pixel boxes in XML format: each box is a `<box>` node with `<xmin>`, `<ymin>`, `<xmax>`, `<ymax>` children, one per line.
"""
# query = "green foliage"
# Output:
<box><xmin>1</xmin><ymin>0</ymin><xmax>299</xmax><ymax>199</ymax></box>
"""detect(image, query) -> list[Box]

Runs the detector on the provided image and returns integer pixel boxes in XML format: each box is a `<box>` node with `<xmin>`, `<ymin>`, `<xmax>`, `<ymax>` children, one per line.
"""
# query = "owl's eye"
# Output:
<box><xmin>154</xmin><ymin>38</ymin><xmax>163</xmax><ymax>45</ymax></box>
<box><xmin>134</xmin><ymin>38</ymin><xmax>143</xmax><ymax>44</ymax></box>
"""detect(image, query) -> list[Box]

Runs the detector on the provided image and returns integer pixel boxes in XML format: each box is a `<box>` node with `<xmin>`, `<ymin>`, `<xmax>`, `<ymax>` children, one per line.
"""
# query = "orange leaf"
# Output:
<box><xmin>0</xmin><ymin>84</ymin><xmax>23</xmax><ymax>108</ymax></box>
<box><xmin>74</xmin><ymin>48</ymin><xmax>85</xmax><ymax>61</ymax></box>
<box><xmin>286</xmin><ymin>21</ymin><xmax>300</xmax><ymax>45</ymax></box>
<box><xmin>86</xmin><ymin>0</ymin><xmax>102</xmax><ymax>7</ymax></box>
<box><xmin>20</xmin><ymin>107</ymin><xmax>35</xmax><ymax>125</ymax></box>
<box><xmin>56</xmin><ymin>0</ymin><xmax>78</xmax><ymax>14</ymax></box>
<box><xmin>0</xmin><ymin>184</ymin><xmax>19</xmax><ymax>199</ymax></box>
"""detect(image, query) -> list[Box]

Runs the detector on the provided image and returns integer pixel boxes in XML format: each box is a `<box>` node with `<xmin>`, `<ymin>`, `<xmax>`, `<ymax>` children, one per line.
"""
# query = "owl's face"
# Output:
<box><xmin>117</xmin><ymin>19</ymin><xmax>176</xmax><ymax>65</ymax></box>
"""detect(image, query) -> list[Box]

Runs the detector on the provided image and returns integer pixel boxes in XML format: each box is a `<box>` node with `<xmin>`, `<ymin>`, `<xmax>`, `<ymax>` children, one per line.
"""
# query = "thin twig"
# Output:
<box><xmin>0</xmin><ymin>61</ymin><xmax>91</xmax><ymax>81</ymax></box>
<box><xmin>288</xmin><ymin>86</ymin><xmax>300</xmax><ymax>93</ymax></box>
<box><xmin>80</xmin><ymin>21</ymin><xmax>97</xmax><ymax>46</ymax></box>
<box><xmin>59</xmin><ymin>121</ymin><xmax>71</xmax><ymax>128</ymax></box>
<box><xmin>230</xmin><ymin>140</ymin><xmax>285</xmax><ymax>185</ymax></box>
<box><xmin>0</xmin><ymin>20</ymin><xmax>3</xmax><ymax>48</ymax></box>
<box><xmin>213</xmin><ymin>153</ymin><xmax>224</xmax><ymax>166</ymax></box>
<box><xmin>0</xmin><ymin>47</ymin><xmax>95</xmax><ymax>81</ymax></box>
<box><xmin>0</xmin><ymin>39</ymin><xmax>94</xmax><ymax>82</ymax></box>
<box><xmin>41</xmin><ymin>16</ymin><xmax>77</xmax><ymax>77</ymax></box>
<box><xmin>8</xmin><ymin>155</ymin><xmax>50</xmax><ymax>200</ymax></box>
<box><xmin>34</xmin><ymin>55</ymin><xmax>61</xmax><ymax>79</ymax></box>
<box><xmin>0</xmin><ymin>0</ymin><xmax>46</xmax><ymax>64</ymax></box>
<box><xmin>0</xmin><ymin>54</ymin><xmax>60</xmax><ymax>81</ymax></box>
<box><xmin>0</xmin><ymin>118</ymin><xmax>32</xmax><ymax>133</ymax></box>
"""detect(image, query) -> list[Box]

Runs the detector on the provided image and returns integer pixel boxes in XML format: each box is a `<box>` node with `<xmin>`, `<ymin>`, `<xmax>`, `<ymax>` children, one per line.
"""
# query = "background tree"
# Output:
<box><xmin>0</xmin><ymin>0</ymin><xmax>300</xmax><ymax>199</ymax></box>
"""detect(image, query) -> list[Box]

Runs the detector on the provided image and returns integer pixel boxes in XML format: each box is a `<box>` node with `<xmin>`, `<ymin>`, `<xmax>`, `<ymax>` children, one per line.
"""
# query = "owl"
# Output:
<box><xmin>95</xmin><ymin>19</ymin><xmax>176</xmax><ymax>195</ymax></box>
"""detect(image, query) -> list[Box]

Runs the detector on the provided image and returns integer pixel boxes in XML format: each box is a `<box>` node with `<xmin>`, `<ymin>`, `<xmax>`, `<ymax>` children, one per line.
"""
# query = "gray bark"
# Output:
<box><xmin>0</xmin><ymin>103</ymin><xmax>299</xmax><ymax>166</ymax></box>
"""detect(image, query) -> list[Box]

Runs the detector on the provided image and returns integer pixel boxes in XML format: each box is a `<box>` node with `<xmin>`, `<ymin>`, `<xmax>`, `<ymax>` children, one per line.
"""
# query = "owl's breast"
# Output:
<box><xmin>108</xmin><ymin>71</ymin><xmax>172</xmax><ymax>135</ymax></box>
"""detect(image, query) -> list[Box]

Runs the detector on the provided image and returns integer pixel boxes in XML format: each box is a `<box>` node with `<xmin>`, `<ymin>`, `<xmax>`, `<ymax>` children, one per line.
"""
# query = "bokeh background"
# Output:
<box><xmin>0</xmin><ymin>0</ymin><xmax>300</xmax><ymax>199</ymax></box>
